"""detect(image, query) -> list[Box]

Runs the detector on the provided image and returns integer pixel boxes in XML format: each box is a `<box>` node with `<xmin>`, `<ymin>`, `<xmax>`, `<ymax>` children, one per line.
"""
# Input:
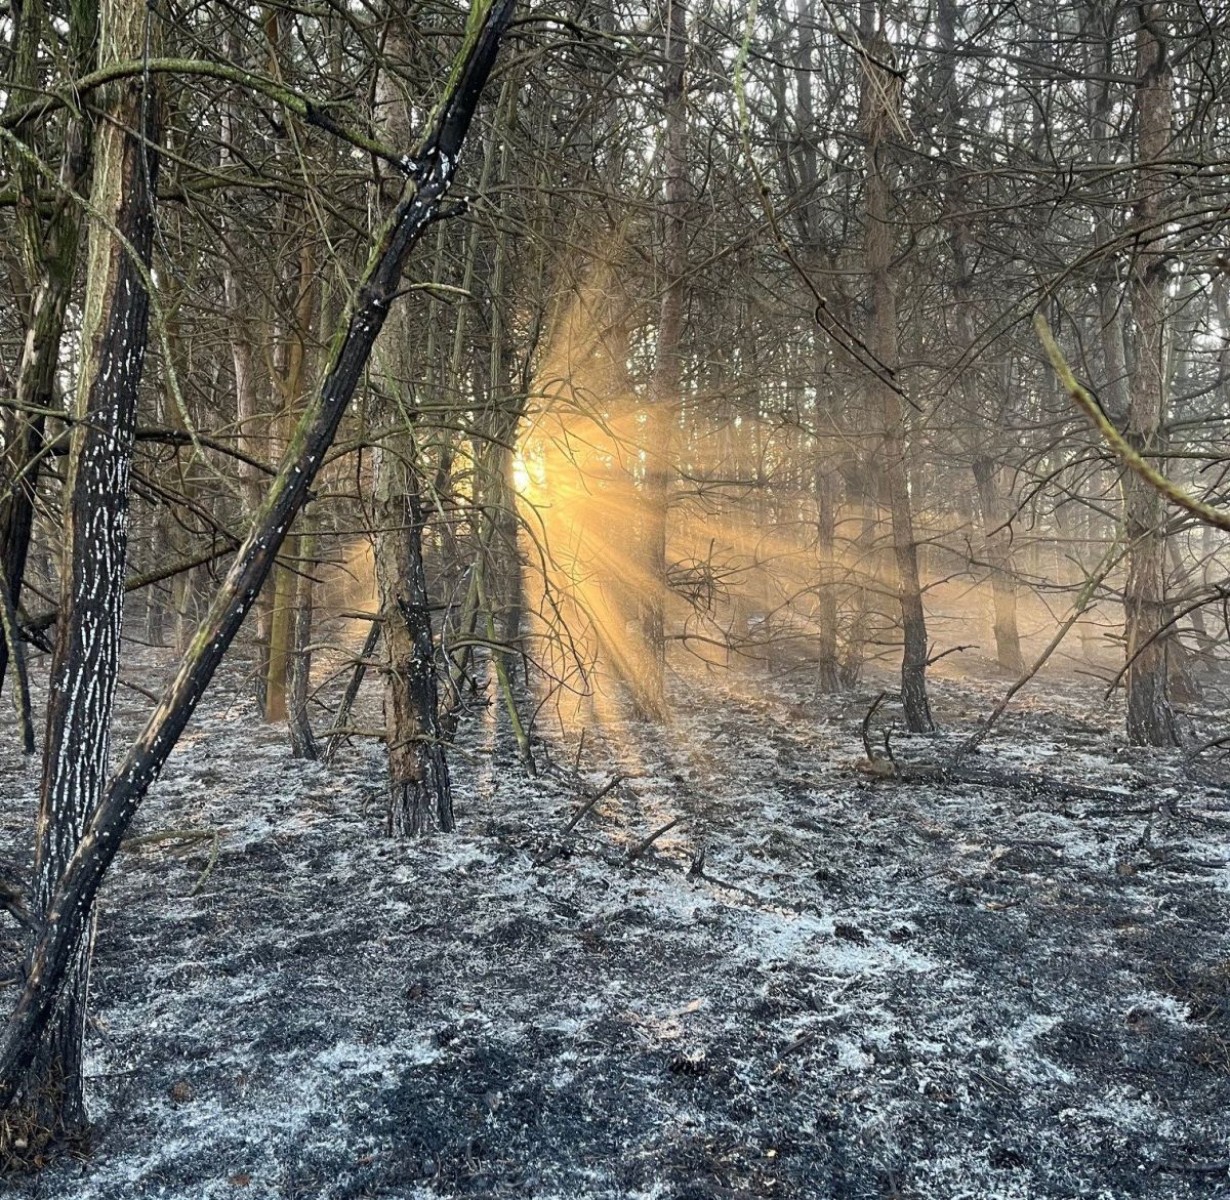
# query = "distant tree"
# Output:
<box><xmin>860</xmin><ymin>18</ymin><xmax>933</xmax><ymax>731</ymax></box>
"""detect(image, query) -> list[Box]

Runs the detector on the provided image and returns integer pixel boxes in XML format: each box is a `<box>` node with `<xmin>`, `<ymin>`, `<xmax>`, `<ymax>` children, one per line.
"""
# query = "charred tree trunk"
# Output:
<box><xmin>219</xmin><ymin>31</ymin><xmax>269</xmax><ymax>710</ymax></box>
<box><xmin>287</xmin><ymin>525</ymin><xmax>318</xmax><ymax>760</ymax></box>
<box><xmin>265</xmin><ymin>237</ymin><xmax>318</xmax><ymax>724</ymax></box>
<box><xmin>861</xmin><ymin>26</ymin><xmax>933</xmax><ymax>731</ymax></box>
<box><xmin>937</xmin><ymin>0</ymin><xmax>1023</xmax><ymax>676</ymax></box>
<box><xmin>0</xmin><ymin>0</ymin><xmax>514</xmax><ymax>1126</ymax></box>
<box><xmin>972</xmin><ymin>457</ymin><xmax>1025</xmax><ymax>674</ymax></box>
<box><xmin>374</xmin><ymin>444</ymin><xmax>452</xmax><ymax>835</ymax></box>
<box><xmin>367</xmin><ymin>31</ymin><xmax>454</xmax><ymax>832</ymax></box>
<box><xmin>263</xmin><ymin>555</ymin><xmax>294</xmax><ymax>721</ymax></box>
<box><xmin>0</xmin><ymin>558</ymin><xmax>35</xmax><ymax>753</ymax></box>
<box><xmin>481</xmin><ymin>126</ymin><xmax>526</xmax><ymax>688</ymax></box>
<box><xmin>6</xmin><ymin>0</ymin><xmax>159</xmax><ymax>1155</ymax></box>
<box><xmin>812</xmin><ymin>414</ymin><xmax>841</xmax><ymax>692</ymax></box>
<box><xmin>792</xmin><ymin>0</ymin><xmax>841</xmax><ymax>692</ymax></box>
<box><xmin>1123</xmin><ymin>5</ymin><xmax>1177</xmax><ymax>745</ymax></box>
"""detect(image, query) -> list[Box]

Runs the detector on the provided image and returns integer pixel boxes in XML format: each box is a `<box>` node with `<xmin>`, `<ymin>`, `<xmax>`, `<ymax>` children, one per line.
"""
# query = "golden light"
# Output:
<box><xmin>512</xmin><ymin>454</ymin><xmax>532</xmax><ymax>494</ymax></box>
<box><xmin>511</xmin><ymin>249</ymin><xmax>1041</xmax><ymax>759</ymax></box>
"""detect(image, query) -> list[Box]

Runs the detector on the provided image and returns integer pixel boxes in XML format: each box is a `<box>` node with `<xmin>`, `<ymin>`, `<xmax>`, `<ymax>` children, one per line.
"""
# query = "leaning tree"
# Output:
<box><xmin>0</xmin><ymin>0</ymin><xmax>516</xmax><ymax>1158</ymax></box>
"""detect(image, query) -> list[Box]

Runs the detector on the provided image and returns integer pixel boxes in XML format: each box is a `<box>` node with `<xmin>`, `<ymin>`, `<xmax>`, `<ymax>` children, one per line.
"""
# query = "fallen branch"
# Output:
<box><xmin>562</xmin><ymin>774</ymin><xmax>623</xmax><ymax>836</ymax></box>
<box><xmin>122</xmin><ymin>828</ymin><xmax>215</xmax><ymax>851</ymax></box>
<box><xmin>628</xmin><ymin>815</ymin><xmax>687</xmax><ymax>863</ymax></box>
<box><xmin>189</xmin><ymin>833</ymin><xmax>221</xmax><ymax>897</ymax></box>
<box><xmin>774</xmin><ymin>1030</ymin><xmax>818</xmax><ymax>1062</ymax></box>
<box><xmin>121</xmin><ymin>828</ymin><xmax>221</xmax><ymax>895</ymax></box>
<box><xmin>532</xmin><ymin>775</ymin><xmax>625</xmax><ymax>867</ymax></box>
<box><xmin>1152</xmin><ymin>1159</ymin><xmax>1230</xmax><ymax>1176</ymax></box>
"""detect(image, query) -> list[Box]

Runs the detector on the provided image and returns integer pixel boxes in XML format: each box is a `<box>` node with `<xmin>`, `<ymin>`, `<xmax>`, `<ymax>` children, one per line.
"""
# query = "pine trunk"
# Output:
<box><xmin>861</xmin><ymin>29</ymin><xmax>933</xmax><ymax>731</ymax></box>
<box><xmin>972</xmin><ymin>458</ymin><xmax>1025</xmax><ymax>674</ymax></box>
<box><xmin>639</xmin><ymin>0</ymin><xmax>687</xmax><ymax>719</ymax></box>
<box><xmin>1123</xmin><ymin>6</ymin><xmax>1177</xmax><ymax>746</ymax></box>
<box><xmin>374</xmin><ymin>443</ymin><xmax>452</xmax><ymax>836</ymax></box>
<box><xmin>6</xmin><ymin>0</ymin><xmax>158</xmax><ymax>1156</ymax></box>
<box><xmin>288</xmin><ymin>526</ymin><xmax>318</xmax><ymax>760</ymax></box>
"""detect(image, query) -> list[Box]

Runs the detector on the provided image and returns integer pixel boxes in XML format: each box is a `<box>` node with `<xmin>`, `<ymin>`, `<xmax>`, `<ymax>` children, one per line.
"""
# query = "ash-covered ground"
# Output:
<box><xmin>3</xmin><ymin>648</ymin><xmax>1230</xmax><ymax>1199</ymax></box>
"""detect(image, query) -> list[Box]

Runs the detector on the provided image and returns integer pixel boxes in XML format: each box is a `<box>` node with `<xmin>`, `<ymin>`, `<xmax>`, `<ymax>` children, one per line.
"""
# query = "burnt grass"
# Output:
<box><xmin>4</xmin><ymin>650</ymin><xmax>1230</xmax><ymax>1198</ymax></box>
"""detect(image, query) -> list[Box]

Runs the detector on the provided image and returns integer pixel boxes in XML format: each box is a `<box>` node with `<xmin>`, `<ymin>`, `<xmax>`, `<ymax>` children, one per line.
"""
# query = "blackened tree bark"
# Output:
<box><xmin>8</xmin><ymin>0</ymin><xmax>159</xmax><ymax>1153</ymax></box>
<box><xmin>0</xmin><ymin>0</ymin><xmax>515</xmax><ymax>1141</ymax></box>
<box><xmin>793</xmin><ymin>0</ymin><xmax>842</xmax><ymax>692</ymax></box>
<box><xmin>287</xmin><ymin>522</ymin><xmax>319</xmax><ymax>761</ymax></box>
<box><xmin>369</xmin><ymin>25</ymin><xmax>453</xmax><ymax>834</ymax></box>
<box><xmin>265</xmin><ymin>233</ymin><xmax>319</xmax><ymax>725</ymax></box>
<box><xmin>0</xmin><ymin>560</ymin><xmax>34</xmax><ymax>752</ymax></box>
<box><xmin>374</xmin><ymin>443</ymin><xmax>452</xmax><ymax>834</ymax></box>
<box><xmin>219</xmin><ymin>27</ymin><xmax>271</xmax><ymax>712</ymax></box>
<box><xmin>471</xmin><ymin>149</ymin><xmax>535</xmax><ymax>766</ymax></box>
<box><xmin>971</xmin><ymin>457</ymin><xmax>1025</xmax><ymax>674</ymax></box>
<box><xmin>1123</xmin><ymin>3</ymin><xmax>1178</xmax><ymax>745</ymax></box>
<box><xmin>860</xmin><ymin>24</ymin><xmax>933</xmax><ymax>731</ymax></box>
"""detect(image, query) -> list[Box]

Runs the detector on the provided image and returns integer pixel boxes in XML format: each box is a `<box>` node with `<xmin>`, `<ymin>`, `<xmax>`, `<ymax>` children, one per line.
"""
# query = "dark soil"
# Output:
<box><xmin>3</xmin><ymin>650</ymin><xmax>1230</xmax><ymax>1198</ymax></box>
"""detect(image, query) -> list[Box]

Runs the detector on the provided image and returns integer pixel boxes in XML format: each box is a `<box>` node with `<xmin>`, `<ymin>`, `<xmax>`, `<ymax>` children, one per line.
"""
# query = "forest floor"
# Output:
<box><xmin>3</xmin><ymin>642</ymin><xmax>1230</xmax><ymax>1199</ymax></box>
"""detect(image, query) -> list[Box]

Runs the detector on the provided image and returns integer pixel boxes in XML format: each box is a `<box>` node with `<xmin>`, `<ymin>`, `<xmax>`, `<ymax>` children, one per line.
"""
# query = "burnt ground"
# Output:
<box><xmin>3</xmin><ymin>648</ymin><xmax>1230</xmax><ymax>1199</ymax></box>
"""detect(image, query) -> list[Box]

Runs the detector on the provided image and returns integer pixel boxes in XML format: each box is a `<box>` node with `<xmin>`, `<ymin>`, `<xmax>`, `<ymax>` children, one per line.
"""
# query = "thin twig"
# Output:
<box><xmin>562</xmin><ymin>774</ymin><xmax>623</xmax><ymax>836</ymax></box>
<box><xmin>189</xmin><ymin>832</ymin><xmax>221</xmax><ymax>896</ymax></box>
<box><xmin>923</xmin><ymin>643</ymin><xmax>975</xmax><ymax>668</ymax></box>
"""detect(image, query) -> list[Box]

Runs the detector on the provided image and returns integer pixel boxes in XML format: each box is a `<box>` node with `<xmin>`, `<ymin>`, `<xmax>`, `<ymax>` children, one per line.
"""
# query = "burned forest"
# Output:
<box><xmin>3</xmin><ymin>0</ymin><xmax>1230</xmax><ymax>1196</ymax></box>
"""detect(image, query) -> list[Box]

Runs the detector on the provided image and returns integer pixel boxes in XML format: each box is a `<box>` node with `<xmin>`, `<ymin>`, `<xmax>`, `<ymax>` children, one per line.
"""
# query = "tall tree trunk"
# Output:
<box><xmin>367</xmin><ymin>29</ymin><xmax>455</xmax><ymax>834</ymax></box>
<box><xmin>1087</xmin><ymin>0</ymin><xmax>1131</xmax><ymax>428</ymax></box>
<box><xmin>1123</xmin><ymin>4</ymin><xmax>1177</xmax><ymax>745</ymax></box>
<box><xmin>219</xmin><ymin>28</ymin><xmax>269</xmax><ymax>707</ymax></box>
<box><xmin>487</xmin><ymin>283</ymin><xmax>524</xmax><ymax>680</ymax></box>
<box><xmin>812</xmin><ymin>425</ymin><xmax>841</xmax><ymax>691</ymax></box>
<box><xmin>263</xmin><ymin>556</ymin><xmax>295</xmax><ymax>722</ymax></box>
<box><xmin>861</xmin><ymin>25</ymin><xmax>933</xmax><ymax>731</ymax></box>
<box><xmin>265</xmin><ymin>237</ymin><xmax>318</xmax><ymax>722</ymax></box>
<box><xmin>0</xmin><ymin>1</ymin><xmax>96</xmax><ymax>699</ymax></box>
<box><xmin>374</xmin><ymin>442</ymin><xmax>452</xmax><ymax>835</ymax></box>
<box><xmin>639</xmin><ymin>0</ymin><xmax>687</xmax><ymax>719</ymax></box>
<box><xmin>469</xmin><ymin>94</ymin><xmax>531</xmax><ymax>761</ymax></box>
<box><xmin>791</xmin><ymin>0</ymin><xmax>841</xmax><ymax>691</ymax></box>
<box><xmin>971</xmin><ymin>457</ymin><xmax>1025</xmax><ymax>673</ymax></box>
<box><xmin>937</xmin><ymin>0</ymin><xmax>1023</xmax><ymax>675</ymax></box>
<box><xmin>7</xmin><ymin>0</ymin><xmax>158</xmax><ymax>1155</ymax></box>
<box><xmin>287</xmin><ymin>524</ymin><xmax>319</xmax><ymax>760</ymax></box>
<box><xmin>172</xmin><ymin>562</ymin><xmax>204</xmax><ymax>654</ymax></box>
